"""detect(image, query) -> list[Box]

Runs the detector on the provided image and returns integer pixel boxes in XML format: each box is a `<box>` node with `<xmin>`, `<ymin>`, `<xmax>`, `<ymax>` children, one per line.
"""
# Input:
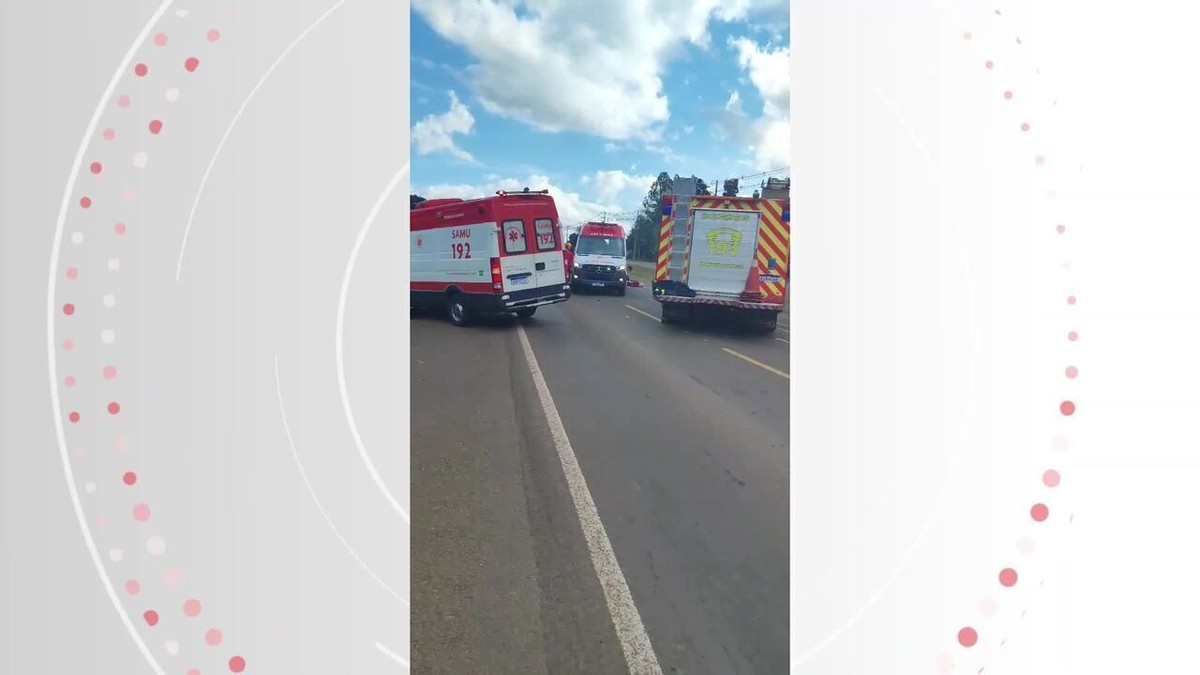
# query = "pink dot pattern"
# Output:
<box><xmin>53</xmin><ymin>13</ymin><xmax>245</xmax><ymax>674</ymax></box>
<box><xmin>944</xmin><ymin>9</ymin><xmax>1079</xmax><ymax>667</ymax></box>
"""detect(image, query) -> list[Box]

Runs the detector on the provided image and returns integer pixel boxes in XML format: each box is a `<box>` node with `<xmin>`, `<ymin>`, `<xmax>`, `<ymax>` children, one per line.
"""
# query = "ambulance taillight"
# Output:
<box><xmin>490</xmin><ymin>258</ymin><xmax>503</xmax><ymax>292</ymax></box>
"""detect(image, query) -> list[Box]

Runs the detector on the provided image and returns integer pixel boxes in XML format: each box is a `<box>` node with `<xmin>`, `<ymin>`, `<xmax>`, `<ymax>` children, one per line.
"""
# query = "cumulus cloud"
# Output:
<box><xmin>582</xmin><ymin>170</ymin><xmax>658</xmax><ymax>205</ymax></box>
<box><xmin>726</xmin><ymin>36</ymin><xmax>790</xmax><ymax>169</ymax></box>
<box><xmin>412</xmin><ymin>0</ymin><xmax>786</xmax><ymax>141</ymax></box>
<box><xmin>412</xmin><ymin>91</ymin><xmax>476</xmax><ymax>162</ymax></box>
<box><xmin>416</xmin><ymin>173</ymin><xmax>643</xmax><ymax>226</ymax></box>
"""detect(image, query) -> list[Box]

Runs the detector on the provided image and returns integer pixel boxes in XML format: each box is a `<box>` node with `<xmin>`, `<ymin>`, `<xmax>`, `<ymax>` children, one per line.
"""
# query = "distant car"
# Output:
<box><xmin>570</xmin><ymin>222</ymin><xmax>628</xmax><ymax>296</ymax></box>
<box><xmin>411</xmin><ymin>189</ymin><xmax>572</xmax><ymax>326</ymax></box>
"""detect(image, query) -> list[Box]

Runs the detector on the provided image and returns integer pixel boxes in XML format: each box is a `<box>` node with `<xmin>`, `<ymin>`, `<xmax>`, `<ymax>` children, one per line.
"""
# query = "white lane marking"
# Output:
<box><xmin>721</xmin><ymin>347</ymin><xmax>791</xmax><ymax>380</ymax></box>
<box><xmin>274</xmin><ymin>355</ymin><xmax>408</xmax><ymax>607</ymax></box>
<box><xmin>516</xmin><ymin>326</ymin><xmax>663</xmax><ymax>674</ymax></box>
<box><xmin>776</xmin><ymin>337</ymin><xmax>789</xmax><ymax>344</ymax></box>
<box><xmin>625</xmin><ymin>304</ymin><xmax>661</xmax><ymax>322</ymax></box>
<box><xmin>337</xmin><ymin>164</ymin><xmax>411</xmax><ymax>524</ymax></box>
<box><xmin>48</xmin><ymin>3</ymin><xmax>176</xmax><ymax>674</ymax></box>
<box><xmin>376</xmin><ymin>642</ymin><xmax>410</xmax><ymax>669</ymax></box>
<box><xmin>175</xmin><ymin>0</ymin><xmax>347</xmax><ymax>280</ymax></box>
<box><xmin>777</xmin><ymin>325</ymin><xmax>790</xmax><ymax>333</ymax></box>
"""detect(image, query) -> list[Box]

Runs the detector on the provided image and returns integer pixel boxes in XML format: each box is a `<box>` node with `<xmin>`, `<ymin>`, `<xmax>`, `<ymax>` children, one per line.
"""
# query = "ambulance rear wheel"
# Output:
<box><xmin>515</xmin><ymin>308</ymin><xmax>537</xmax><ymax>319</ymax></box>
<box><xmin>447</xmin><ymin>294</ymin><xmax>471</xmax><ymax>327</ymax></box>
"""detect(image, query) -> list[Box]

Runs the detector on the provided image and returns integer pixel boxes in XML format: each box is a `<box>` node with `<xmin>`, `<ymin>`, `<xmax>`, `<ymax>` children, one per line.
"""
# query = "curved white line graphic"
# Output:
<box><xmin>376</xmin><ymin>642</ymin><xmax>411</xmax><ymax>670</ymax></box>
<box><xmin>175</xmin><ymin>0</ymin><xmax>348</xmax><ymax>281</ymax></box>
<box><xmin>273</xmin><ymin>354</ymin><xmax>409</xmax><ymax>607</ymax></box>
<box><xmin>337</xmin><ymin>165</ymin><xmax>411</xmax><ymax>524</ymax></box>
<box><xmin>47</xmin><ymin>3</ymin><xmax>176</xmax><ymax>674</ymax></box>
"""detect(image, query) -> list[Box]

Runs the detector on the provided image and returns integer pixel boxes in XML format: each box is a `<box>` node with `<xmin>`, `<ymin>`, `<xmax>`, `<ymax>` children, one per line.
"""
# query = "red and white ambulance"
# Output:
<box><xmin>568</xmin><ymin>221</ymin><xmax>629</xmax><ymax>296</ymax></box>
<box><xmin>410</xmin><ymin>188</ymin><xmax>572</xmax><ymax>326</ymax></box>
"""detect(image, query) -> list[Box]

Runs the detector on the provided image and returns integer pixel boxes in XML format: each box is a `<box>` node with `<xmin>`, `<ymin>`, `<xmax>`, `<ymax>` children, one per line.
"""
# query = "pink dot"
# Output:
<box><xmin>1056</xmin><ymin>223</ymin><xmax>1065</xmax><ymax>234</ymax></box>
<box><xmin>187</xmin><ymin>670</ymin><xmax>200</xmax><ymax>675</ymax></box>
<box><xmin>144</xmin><ymin>610</ymin><xmax>159</xmax><ymax>627</ymax></box>
<box><xmin>65</xmin><ymin>376</ymin><xmax>77</xmax><ymax>387</ymax></box>
<box><xmin>185</xmin><ymin>57</ymin><xmax>200</xmax><ymax>72</ymax></box>
<box><xmin>149</xmin><ymin>120</ymin><xmax>164</xmax><ymax>134</ymax></box>
<box><xmin>63</xmin><ymin>339</ymin><xmax>75</xmax><ymax>351</ymax></box>
<box><xmin>115</xmin><ymin>222</ymin><xmax>128</xmax><ymax>235</ymax></box>
<box><xmin>1035</xmin><ymin>155</ymin><xmax>1046</xmax><ymax>166</ymax></box>
<box><xmin>205</xmin><ymin>629</ymin><xmax>223</xmax><ymax>646</ymax></box>
<box><xmin>999</xmin><ymin>567</ymin><xmax>1018</xmax><ymax>587</ymax></box>
<box><xmin>1068</xmin><ymin>331</ymin><xmax>1079</xmax><ymax>341</ymax></box>
<box><xmin>66</xmin><ymin>267</ymin><xmax>79</xmax><ymax>280</ymax></box>
<box><xmin>1031</xmin><ymin>503</ymin><xmax>1050</xmax><ymax>521</ymax></box>
<box><xmin>1060</xmin><ymin>400</ymin><xmax>1076</xmax><ymax>416</ymax></box>
<box><xmin>1067</xmin><ymin>295</ymin><xmax>1077</xmax><ymax>305</ymax></box>
<box><xmin>118</xmin><ymin>95</ymin><xmax>131</xmax><ymax>108</ymax></box>
<box><xmin>229</xmin><ymin>656</ymin><xmax>246</xmax><ymax>673</ymax></box>
<box><xmin>207</xmin><ymin>29</ymin><xmax>222</xmax><ymax>42</ymax></box>
<box><xmin>90</xmin><ymin>162</ymin><xmax>103</xmax><ymax>174</ymax></box>
<box><xmin>184</xmin><ymin>599</ymin><xmax>202</xmax><ymax>617</ymax></box>
<box><xmin>125</xmin><ymin>579</ymin><xmax>141</xmax><ymax>595</ymax></box>
<box><xmin>985</xmin><ymin>60</ymin><xmax>994</xmax><ymax>69</ymax></box>
<box><xmin>958</xmin><ymin>626</ymin><xmax>978</xmax><ymax>647</ymax></box>
<box><xmin>115</xmin><ymin>436</ymin><xmax>129</xmax><ymax>450</ymax></box>
<box><xmin>1022</xmin><ymin>122</ymin><xmax>1031</xmax><ymax>132</ymax></box>
<box><xmin>154</xmin><ymin>32</ymin><xmax>169</xmax><ymax>46</ymax></box>
<box><xmin>103</xmin><ymin>128</ymin><xmax>116</xmax><ymax>140</ymax></box>
<box><xmin>1043</xmin><ymin>469</ymin><xmax>1062</xmax><ymax>487</ymax></box>
<box><xmin>165</xmin><ymin>568</ymin><xmax>184</xmax><ymax>587</ymax></box>
<box><xmin>1004</xmin><ymin>90</ymin><xmax>1013</xmax><ymax>100</ymax></box>
<box><xmin>108</xmin><ymin>401</ymin><xmax>121</xmax><ymax>415</ymax></box>
<box><xmin>135</xmin><ymin>63</ymin><xmax>149</xmax><ymax>77</ymax></box>
<box><xmin>123</xmin><ymin>471</ymin><xmax>137</xmax><ymax>485</ymax></box>
<box><xmin>963</xmin><ymin>31</ymin><xmax>972</xmax><ymax>40</ymax></box>
<box><xmin>123</xmin><ymin>187</ymin><xmax>137</xmax><ymax>202</ymax></box>
<box><xmin>97</xmin><ymin>516</ymin><xmax>109</xmax><ymax>528</ymax></box>
<box><xmin>103</xmin><ymin>365</ymin><xmax>117</xmax><ymax>379</ymax></box>
<box><xmin>63</xmin><ymin>303</ymin><xmax>75</xmax><ymax>316</ymax></box>
<box><xmin>80</xmin><ymin>196</ymin><xmax>92</xmax><ymax>209</ymax></box>
<box><xmin>68</xmin><ymin>411</ymin><xmax>80</xmax><ymax>423</ymax></box>
<box><xmin>1065</xmin><ymin>365</ymin><xmax>1078</xmax><ymax>379</ymax></box>
<box><xmin>133</xmin><ymin>503</ymin><xmax>151</xmax><ymax>522</ymax></box>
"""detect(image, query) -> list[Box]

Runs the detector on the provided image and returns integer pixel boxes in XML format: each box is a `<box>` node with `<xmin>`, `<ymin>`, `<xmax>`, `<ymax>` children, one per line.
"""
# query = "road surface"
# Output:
<box><xmin>411</xmin><ymin>285</ymin><xmax>790</xmax><ymax>674</ymax></box>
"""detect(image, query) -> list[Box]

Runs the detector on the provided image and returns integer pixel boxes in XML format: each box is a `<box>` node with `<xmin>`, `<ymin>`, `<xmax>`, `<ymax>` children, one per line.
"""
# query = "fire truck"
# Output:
<box><xmin>410</xmin><ymin>188</ymin><xmax>571</xmax><ymax>326</ymax></box>
<box><xmin>652</xmin><ymin>177</ymin><xmax>790</xmax><ymax>332</ymax></box>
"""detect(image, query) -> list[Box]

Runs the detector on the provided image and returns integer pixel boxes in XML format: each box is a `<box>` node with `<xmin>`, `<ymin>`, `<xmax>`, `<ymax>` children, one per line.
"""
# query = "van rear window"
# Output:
<box><xmin>535</xmin><ymin>218</ymin><xmax>557</xmax><ymax>251</ymax></box>
<box><xmin>502</xmin><ymin>219</ymin><xmax>527</xmax><ymax>253</ymax></box>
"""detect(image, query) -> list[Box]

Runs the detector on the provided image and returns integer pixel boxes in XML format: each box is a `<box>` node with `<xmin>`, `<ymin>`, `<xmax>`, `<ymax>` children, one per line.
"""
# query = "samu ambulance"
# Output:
<box><xmin>410</xmin><ymin>188</ymin><xmax>571</xmax><ymax>326</ymax></box>
<box><xmin>569</xmin><ymin>221</ymin><xmax>629</xmax><ymax>296</ymax></box>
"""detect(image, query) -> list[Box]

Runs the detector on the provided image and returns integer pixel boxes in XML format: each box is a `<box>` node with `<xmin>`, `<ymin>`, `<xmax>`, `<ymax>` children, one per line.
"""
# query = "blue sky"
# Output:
<box><xmin>409</xmin><ymin>0</ymin><xmax>790</xmax><ymax>225</ymax></box>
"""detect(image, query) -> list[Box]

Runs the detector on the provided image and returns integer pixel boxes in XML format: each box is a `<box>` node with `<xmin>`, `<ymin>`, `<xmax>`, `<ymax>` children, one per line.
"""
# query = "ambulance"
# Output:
<box><xmin>411</xmin><ymin>188</ymin><xmax>571</xmax><ymax>326</ymax></box>
<box><xmin>569</xmin><ymin>221</ymin><xmax>629</xmax><ymax>296</ymax></box>
<box><xmin>652</xmin><ymin>178</ymin><xmax>790</xmax><ymax>332</ymax></box>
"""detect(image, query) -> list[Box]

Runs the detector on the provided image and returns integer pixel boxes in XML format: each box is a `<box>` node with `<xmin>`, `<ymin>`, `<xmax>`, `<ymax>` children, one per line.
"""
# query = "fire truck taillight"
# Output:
<box><xmin>490</xmin><ymin>258</ymin><xmax>503</xmax><ymax>292</ymax></box>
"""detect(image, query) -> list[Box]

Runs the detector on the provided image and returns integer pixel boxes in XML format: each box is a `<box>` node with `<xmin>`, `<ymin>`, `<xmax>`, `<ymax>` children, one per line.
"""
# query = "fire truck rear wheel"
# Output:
<box><xmin>447</xmin><ymin>294</ymin><xmax>471</xmax><ymax>327</ymax></box>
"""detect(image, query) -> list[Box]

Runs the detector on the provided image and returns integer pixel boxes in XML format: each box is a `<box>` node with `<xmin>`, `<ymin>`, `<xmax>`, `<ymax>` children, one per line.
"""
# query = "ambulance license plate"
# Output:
<box><xmin>592</xmin><ymin>282</ymin><xmax>605</xmax><ymax>287</ymax></box>
<box><xmin>511</xmin><ymin>276</ymin><xmax>529</xmax><ymax>286</ymax></box>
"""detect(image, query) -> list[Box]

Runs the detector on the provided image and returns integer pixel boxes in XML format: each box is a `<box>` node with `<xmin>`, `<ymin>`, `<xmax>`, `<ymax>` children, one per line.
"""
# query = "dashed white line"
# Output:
<box><xmin>375</xmin><ymin>642</ymin><xmax>409</xmax><ymax>669</ymax></box>
<box><xmin>516</xmin><ymin>325</ymin><xmax>663</xmax><ymax>674</ymax></box>
<box><xmin>625</xmin><ymin>304</ymin><xmax>661</xmax><ymax>322</ymax></box>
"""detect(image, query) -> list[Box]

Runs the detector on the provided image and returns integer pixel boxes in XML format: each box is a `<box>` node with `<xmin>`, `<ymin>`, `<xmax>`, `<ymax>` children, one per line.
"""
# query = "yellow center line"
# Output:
<box><xmin>722</xmin><ymin>347</ymin><xmax>790</xmax><ymax>380</ymax></box>
<box><xmin>625</xmin><ymin>304</ymin><xmax>661</xmax><ymax>322</ymax></box>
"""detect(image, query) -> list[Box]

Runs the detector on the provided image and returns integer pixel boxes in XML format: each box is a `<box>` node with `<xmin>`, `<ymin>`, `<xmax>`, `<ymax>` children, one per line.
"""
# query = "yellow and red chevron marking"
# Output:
<box><xmin>655</xmin><ymin>210</ymin><xmax>673</xmax><ymax>281</ymax></box>
<box><xmin>755</xmin><ymin>199</ymin><xmax>790</xmax><ymax>299</ymax></box>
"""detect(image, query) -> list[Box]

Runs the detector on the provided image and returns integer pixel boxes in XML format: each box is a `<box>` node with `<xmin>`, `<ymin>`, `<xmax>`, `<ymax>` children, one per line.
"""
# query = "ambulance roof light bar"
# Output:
<box><xmin>496</xmin><ymin>187</ymin><xmax>551</xmax><ymax>197</ymax></box>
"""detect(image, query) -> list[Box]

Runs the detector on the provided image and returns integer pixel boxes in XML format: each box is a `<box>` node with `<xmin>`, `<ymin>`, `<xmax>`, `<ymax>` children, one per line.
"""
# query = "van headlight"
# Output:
<box><xmin>573</xmin><ymin>261</ymin><xmax>581</xmax><ymax>268</ymax></box>
<box><xmin>616</xmin><ymin>264</ymin><xmax>626</xmax><ymax>271</ymax></box>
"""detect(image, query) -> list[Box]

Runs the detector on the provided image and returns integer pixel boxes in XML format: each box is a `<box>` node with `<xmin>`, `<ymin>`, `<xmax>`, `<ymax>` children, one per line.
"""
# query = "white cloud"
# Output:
<box><xmin>727</xmin><ymin>36</ymin><xmax>790</xmax><ymax>169</ymax></box>
<box><xmin>604</xmin><ymin>142</ymin><xmax>619</xmax><ymax>153</ymax></box>
<box><xmin>411</xmin><ymin>0</ymin><xmax>784</xmax><ymax>141</ymax></box>
<box><xmin>582</xmin><ymin>170</ymin><xmax>657</xmax><ymax>205</ymax></box>
<box><xmin>684</xmin><ymin>125</ymin><xmax>695</xmax><ymax>135</ymax></box>
<box><xmin>412</xmin><ymin>91</ymin><xmax>476</xmax><ymax>162</ymax></box>
<box><xmin>416</xmin><ymin>173</ymin><xmax>639</xmax><ymax>226</ymax></box>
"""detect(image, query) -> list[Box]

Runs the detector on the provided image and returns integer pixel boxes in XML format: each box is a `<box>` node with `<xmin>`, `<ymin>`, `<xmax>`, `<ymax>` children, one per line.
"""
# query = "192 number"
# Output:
<box><xmin>451</xmin><ymin>242</ymin><xmax>472</xmax><ymax>259</ymax></box>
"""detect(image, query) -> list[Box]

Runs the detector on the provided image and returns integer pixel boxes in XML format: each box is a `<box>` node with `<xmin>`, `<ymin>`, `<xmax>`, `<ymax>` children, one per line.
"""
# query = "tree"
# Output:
<box><xmin>410</xmin><ymin>194</ymin><xmax>426</xmax><ymax>209</ymax></box>
<box><xmin>626</xmin><ymin>172</ymin><xmax>673</xmax><ymax>261</ymax></box>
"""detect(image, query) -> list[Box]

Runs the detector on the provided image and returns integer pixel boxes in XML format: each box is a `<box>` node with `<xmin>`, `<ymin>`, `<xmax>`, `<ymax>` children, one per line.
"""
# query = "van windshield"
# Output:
<box><xmin>576</xmin><ymin>236</ymin><xmax>625</xmax><ymax>257</ymax></box>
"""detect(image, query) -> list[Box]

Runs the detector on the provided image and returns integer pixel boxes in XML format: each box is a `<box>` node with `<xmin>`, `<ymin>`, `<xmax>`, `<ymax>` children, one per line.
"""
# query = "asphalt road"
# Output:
<box><xmin>411</xmin><ymin>285</ymin><xmax>790</xmax><ymax>674</ymax></box>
